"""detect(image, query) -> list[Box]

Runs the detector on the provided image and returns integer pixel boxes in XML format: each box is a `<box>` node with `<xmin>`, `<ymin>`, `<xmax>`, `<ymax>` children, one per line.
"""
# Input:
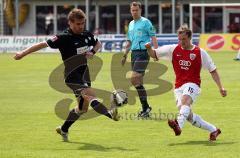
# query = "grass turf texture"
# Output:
<box><xmin>0</xmin><ymin>52</ymin><xmax>239</xmax><ymax>158</ymax></box>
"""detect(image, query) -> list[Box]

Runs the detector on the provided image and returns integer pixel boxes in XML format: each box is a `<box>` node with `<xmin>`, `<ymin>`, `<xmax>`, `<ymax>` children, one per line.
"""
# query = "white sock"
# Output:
<box><xmin>189</xmin><ymin>113</ymin><xmax>217</xmax><ymax>133</ymax></box>
<box><xmin>177</xmin><ymin>105</ymin><xmax>191</xmax><ymax>129</ymax></box>
<box><xmin>237</xmin><ymin>52</ymin><xmax>240</xmax><ymax>59</ymax></box>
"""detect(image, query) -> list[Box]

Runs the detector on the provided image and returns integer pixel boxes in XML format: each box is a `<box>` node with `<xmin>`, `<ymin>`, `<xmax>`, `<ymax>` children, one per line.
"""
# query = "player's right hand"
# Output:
<box><xmin>14</xmin><ymin>52</ymin><xmax>24</xmax><ymax>60</ymax></box>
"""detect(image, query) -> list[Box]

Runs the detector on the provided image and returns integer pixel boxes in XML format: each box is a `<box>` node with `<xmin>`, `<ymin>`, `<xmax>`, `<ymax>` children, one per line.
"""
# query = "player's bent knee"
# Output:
<box><xmin>131</xmin><ymin>77</ymin><xmax>141</xmax><ymax>86</ymax></box>
<box><xmin>130</xmin><ymin>78</ymin><xmax>137</xmax><ymax>86</ymax></box>
<box><xmin>187</xmin><ymin>113</ymin><xmax>193</xmax><ymax>122</ymax></box>
<box><xmin>82</xmin><ymin>95</ymin><xmax>96</xmax><ymax>103</ymax></box>
<box><xmin>181</xmin><ymin>95</ymin><xmax>193</xmax><ymax>105</ymax></box>
<box><xmin>82</xmin><ymin>88</ymin><xmax>96</xmax><ymax>95</ymax></box>
<box><xmin>132</xmin><ymin>72</ymin><xmax>142</xmax><ymax>78</ymax></box>
<box><xmin>81</xmin><ymin>88</ymin><xmax>97</xmax><ymax>102</ymax></box>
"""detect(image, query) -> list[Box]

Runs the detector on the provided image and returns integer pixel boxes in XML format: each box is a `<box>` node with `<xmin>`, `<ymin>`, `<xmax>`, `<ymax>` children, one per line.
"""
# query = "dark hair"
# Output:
<box><xmin>177</xmin><ymin>24</ymin><xmax>192</xmax><ymax>38</ymax></box>
<box><xmin>130</xmin><ymin>1</ymin><xmax>142</xmax><ymax>8</ymax></box>
<box><xmin>68</xmin><ymin>8</ymin><xmax>86</xmax><ymax>22</ymax></box>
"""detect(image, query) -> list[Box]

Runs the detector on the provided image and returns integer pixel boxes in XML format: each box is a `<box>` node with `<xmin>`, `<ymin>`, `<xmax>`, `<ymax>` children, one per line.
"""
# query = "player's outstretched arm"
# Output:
<box><xmin>14</xmin><ymin>42</ymin><xmax>48</xmax><ymax>60</ymax></box>
<box><xmin>210</xmin><ymin>69</ymin><xmax>227</xmax><ymax>97</ymax></box>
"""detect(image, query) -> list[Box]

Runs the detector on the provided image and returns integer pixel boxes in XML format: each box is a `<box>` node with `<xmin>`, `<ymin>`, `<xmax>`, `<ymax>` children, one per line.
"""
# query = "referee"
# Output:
<box><xmin>121</xmin><ymin>1</ymin><xmax>158</xmax><ymax>118</ymax></box>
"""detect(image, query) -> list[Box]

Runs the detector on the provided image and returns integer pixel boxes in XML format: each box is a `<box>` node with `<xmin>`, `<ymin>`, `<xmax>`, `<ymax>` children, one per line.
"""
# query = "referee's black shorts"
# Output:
<box><xmin>131</xmin><ymin>50</ymin><xmax>150</xmax><ymax>74</ymax></box>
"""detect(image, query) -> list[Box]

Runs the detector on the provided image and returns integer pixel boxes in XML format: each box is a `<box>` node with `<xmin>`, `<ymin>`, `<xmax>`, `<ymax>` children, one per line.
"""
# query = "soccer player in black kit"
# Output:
<box><xmin>14</xmin><ymin>8</ymin><xmax>119</xmax><ymax>142</ymax></box>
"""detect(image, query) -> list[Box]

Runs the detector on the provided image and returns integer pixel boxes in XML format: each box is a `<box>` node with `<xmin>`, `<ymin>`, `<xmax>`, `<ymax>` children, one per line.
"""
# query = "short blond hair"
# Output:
<box><xmin>130</xmin><ymin>1</ymin><xmax>142</xmax><ymax>8</ymax></box>
<box><xmin>177</xmin><ymin>24</ymin><xmax>192</xmax><ymax>38</ymax></box>
<box><xmin>68</xmin><ymin>8</ymin><xmax>86</xmax><ymax>22</ymax></box>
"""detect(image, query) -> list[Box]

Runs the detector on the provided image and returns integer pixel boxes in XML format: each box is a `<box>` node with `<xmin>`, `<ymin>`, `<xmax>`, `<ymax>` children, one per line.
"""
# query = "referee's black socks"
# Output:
<box><xmin>135</xmin><ymin>85</ymin><xmax>150</xmax><ymax>111</ymax></box>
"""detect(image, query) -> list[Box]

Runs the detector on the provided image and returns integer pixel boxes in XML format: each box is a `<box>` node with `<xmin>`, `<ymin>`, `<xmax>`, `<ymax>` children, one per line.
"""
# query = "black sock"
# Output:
<box><xmin>61</xmin><ymin>109</ymin><xmax>81</xmax><ymax>133</ymax></box>
<box><xmin>135</xmin><ymin>85</ymin><xmax>150</xmax><ymax>111</ymax></box>
<box><xmin>90</xmin><ymin>100</ymin><xmax>112</xmax><ymax>119</ymax></box>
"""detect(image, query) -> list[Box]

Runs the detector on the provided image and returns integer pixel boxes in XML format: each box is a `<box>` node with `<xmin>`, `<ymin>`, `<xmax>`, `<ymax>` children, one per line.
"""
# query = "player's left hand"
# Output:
<box><xmin>220</xmin><ymin>88</ymin><xmax>227</xmax><ymax>97</ymax></box>
<box><xmin>14</xmin><ymin>52</ymin><xmax>25</xmax><ymax>60</ymax></box>
<box><xmin>85</xmin><ymin>52</ymin><xmax>94</xmax><ymax>59</ymax></box>
<box><xmin>145</xmin><ymin>42</ymin><xmax>151</xmax><ymax>50</ymax></box>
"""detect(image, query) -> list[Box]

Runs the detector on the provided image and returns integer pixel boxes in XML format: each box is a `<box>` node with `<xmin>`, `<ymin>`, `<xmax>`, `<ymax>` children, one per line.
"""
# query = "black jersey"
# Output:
<box><xmin>46</xmin><ymin>28</ymin><xmax>98</xmax><ymax>61</ymax></box>
<box><xmin>46</xmin><ymin>28</ymin><xmax>98</xmax><ymax>87</ymax></box>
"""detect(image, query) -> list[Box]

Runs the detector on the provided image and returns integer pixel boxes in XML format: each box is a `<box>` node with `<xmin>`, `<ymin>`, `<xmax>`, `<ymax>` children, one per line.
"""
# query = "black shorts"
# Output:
<box><xmin>131</xmin><ymin>50</ymin><xmax>150</xmax><ymax>74</ymax></box>
<box><xmin>65</xmin><ymin>65</ymin><xmax>91</xmax><ymax>97</ymax></box>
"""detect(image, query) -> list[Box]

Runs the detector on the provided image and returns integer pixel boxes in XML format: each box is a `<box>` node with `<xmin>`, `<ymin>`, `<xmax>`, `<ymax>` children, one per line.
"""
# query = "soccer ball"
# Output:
<box><xmin>111</xmin><ymin>89</ymin><xmax>128</xmax><ymax>107</ymax></box>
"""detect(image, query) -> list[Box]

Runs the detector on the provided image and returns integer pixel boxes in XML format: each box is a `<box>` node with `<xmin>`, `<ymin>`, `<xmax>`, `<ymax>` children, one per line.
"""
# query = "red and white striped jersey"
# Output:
<box><xmin>154</xmin><ymin>44</ymin><xmax>216</xmax><ymax>88</ymax></box>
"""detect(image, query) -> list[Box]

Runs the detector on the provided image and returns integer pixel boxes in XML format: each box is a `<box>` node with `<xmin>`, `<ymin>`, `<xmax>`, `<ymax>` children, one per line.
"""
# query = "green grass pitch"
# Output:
<box><xmin>0</xmin><ymin>52</ymin><xmax>239</xmax><ymax>158</ymax></box>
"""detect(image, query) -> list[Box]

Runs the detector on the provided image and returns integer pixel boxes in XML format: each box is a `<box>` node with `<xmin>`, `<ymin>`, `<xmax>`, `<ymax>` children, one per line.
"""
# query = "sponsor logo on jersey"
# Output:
<box><xmin>179</xmin><ymin>60</ymin><xmax>191</xmax><ymax>70</ymax></box>
<box><xmin>76</xmin><ymin>46</ymin><xmax>89</xmax><ymax>54</ymax></box>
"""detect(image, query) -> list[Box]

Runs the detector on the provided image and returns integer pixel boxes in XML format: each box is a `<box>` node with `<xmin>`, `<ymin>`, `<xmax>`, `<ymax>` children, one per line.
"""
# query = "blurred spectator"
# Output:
<box><xmin>228</xmin><ymin>17</ymin><xmax>240</xmax><ymax>33</ymax></box>
<box><xmin>93</xmin><ymin>27</ymin><xmax>102</xmax><ymax>36</ymax></box>
<box><xmin>45</xmin><ymin>12</ymin><xmax>54</xmax><ymax>35</ymax></box>
<box><xmin>124</xmin><ymin>20</ymin><xmax>129</xmax><ymax>34</ymax></box>
<box><xmin>192</xmin><ymin>18</ymin><xmax>201</xmax><ymax>33</ymax></box>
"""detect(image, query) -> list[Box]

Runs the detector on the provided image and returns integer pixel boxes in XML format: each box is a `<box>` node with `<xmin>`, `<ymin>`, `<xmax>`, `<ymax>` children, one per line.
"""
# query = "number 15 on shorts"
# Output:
<box><xmin>188</xmin><ymin>87</ymin><xmax>194</xmax><ymax>94</ymax></box>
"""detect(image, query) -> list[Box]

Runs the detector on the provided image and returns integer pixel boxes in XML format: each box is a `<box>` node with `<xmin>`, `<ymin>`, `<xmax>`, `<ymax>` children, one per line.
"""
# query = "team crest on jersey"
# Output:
<box><xmin>190</xmin><ymin>53</ymin><xmax>196</xmax><ymax>60</ymax></box>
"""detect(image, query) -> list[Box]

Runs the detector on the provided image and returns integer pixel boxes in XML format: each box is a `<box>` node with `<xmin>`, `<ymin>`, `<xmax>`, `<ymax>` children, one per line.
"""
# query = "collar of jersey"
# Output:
<box><xmin>67</xmin><ymin>28</ymin><xmax>84</xmax><ymax>36</ymax></box>
<box><xmin>181</xmin><ymin>44</ymin><xmax>196</xmax><ymax>51</ymax></box>
<box><xmin>134</xmin><ymin>16</ymin><xmax>142</xmax><ymax>23</ymax></box>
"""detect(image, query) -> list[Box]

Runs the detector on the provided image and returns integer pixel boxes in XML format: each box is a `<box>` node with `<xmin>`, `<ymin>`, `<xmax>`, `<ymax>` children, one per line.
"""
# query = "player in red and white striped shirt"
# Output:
<box><xmin>145</xmin><ymin>24</ymin><xmax>227</xmax><ymax>141</ymax></box>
